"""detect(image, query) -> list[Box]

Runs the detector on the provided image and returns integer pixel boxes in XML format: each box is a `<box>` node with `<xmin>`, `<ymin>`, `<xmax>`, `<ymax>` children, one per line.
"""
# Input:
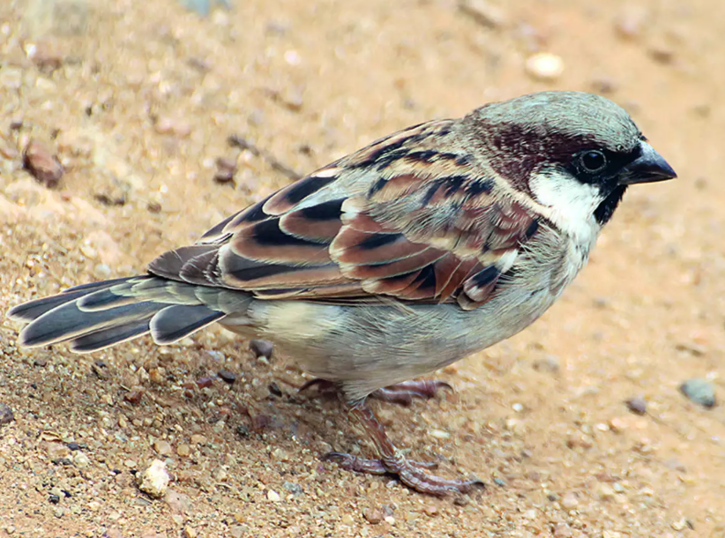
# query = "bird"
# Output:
<box><xmin>8</xmin><ymin>91</ymin><xmax>676</xmax><ymax>495</ymax></box>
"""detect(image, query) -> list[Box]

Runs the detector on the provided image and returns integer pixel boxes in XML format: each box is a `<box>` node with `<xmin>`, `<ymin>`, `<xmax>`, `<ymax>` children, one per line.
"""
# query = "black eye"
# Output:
<box><xmin>580</xmin><ymin>150</ymin><xmax>607</xmax><ymax>173</ymax></box>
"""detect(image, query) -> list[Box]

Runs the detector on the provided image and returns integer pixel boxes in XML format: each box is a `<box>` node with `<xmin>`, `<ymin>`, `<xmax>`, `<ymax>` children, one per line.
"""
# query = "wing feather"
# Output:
<box><xmin>146</xmin><ymin>118</ymin><xmax>546</xmax><ymax>308</ymax></box>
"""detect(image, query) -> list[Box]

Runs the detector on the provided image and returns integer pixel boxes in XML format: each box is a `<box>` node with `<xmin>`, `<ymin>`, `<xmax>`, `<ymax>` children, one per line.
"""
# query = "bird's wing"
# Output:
<box><xmin>148</xmin><ymin>119</ymin><xmax>545</xmax><ymax>310</ymax></box>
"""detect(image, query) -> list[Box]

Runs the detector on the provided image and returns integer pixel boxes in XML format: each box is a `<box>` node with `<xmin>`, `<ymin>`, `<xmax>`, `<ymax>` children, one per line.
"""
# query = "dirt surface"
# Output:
<box><xmin>1</xmin><ymin>0</ymin><xmax>724</xmax><ymax>536</ymax></box>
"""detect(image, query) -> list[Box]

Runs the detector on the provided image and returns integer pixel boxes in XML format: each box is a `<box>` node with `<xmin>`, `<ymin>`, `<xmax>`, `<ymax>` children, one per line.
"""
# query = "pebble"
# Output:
<box><xmin>553</xmin><ymin>523</ymin><xmax>572</xmax><ymax>537</ymax></box>
<box><xmin>177</xmin><ymin>444</ymin><xmax>191</xmax><ymax>457</ymax></box>
<box><xmin>73</xmin><ymin>451</ymin><xmax>91</xmax><ymax>468</ymax></box>
<box><xmin>341</xmin><ymin>514</ymin><xmax>354</xmax><ymax>525</ymax></box>
<box><xmin>614</xmin><ymin>8</ymin><xmax>646</xmax><ymax>40</ymax></box>
<box><xmin>561</xmin><ymin>492</ymin><xmax>579</xmax><ymax>509</ymax></box>
<box><xmin>0</xmin><ymin>403</ymin><xmax>13</xmax><ymax>426</ymax></box>
<box><xmin>680</xmin><ymin>378</ymin><xmax>716</xmax><ymax>408</ymax></box>
<box><xmin>165</xmin><ymin>489</ymin><xmax>192</xmax><ymax>515</ymax></box>
<box><xmin>23</xmin><ymin>139</ymin><xmax>64</xmax><ymax>188</ymax></box>
<box><xmin>137</xmin><ymin>460</ymin><xmax>171</xmax><ymax>498</ymax></box>
<box><xmin>218</xmin><ymin>369</ymin><xmax>237</xmax><ymax>384</ymax></box>
<box><xmin>626</xmin><ymin>396</ymin><xmax>647</xmax><ymax>415</ymax></box>
<box><xmin>429</xmin><ymin>429</ymin><xmax>451</xmax><ymax>440</ymax></box>
<box><xmin>282</xmin><ymin>481</ymin><xmax>303</xmax><ymax>495</ymax></box>
<box><xmin>190</xmin><ymin>434</ymin><xmax>206</xmax><ymax>445</ymax></box>
<box><xmin>525</xmin><ymin>52</ymin><xmax>564</xmax><ymax>82</ymax></box>
<box><xmin>214</xmin><ymin>157</ymin><xmax>237</xmax><ymax>185</ymax></box>
<box><xmin>154</xmin><ymin>440</ymin><xmax>172</xmax><ymax>456</ymax></box>
<box><xmin>250</xmin><ymin>339</ymin><xmax>274</xmax><ymax>359</ymax></box>
<box><xmin>458</xmin><ymin>0</ymin><xmax>507</xmax><ymax>29</ymax></box>
<box><xmin>266</xmin><ymin>489</ymin><xmax>281</xmax><ymax>502</ymax></box>
<box><xmin>124</xmin><ymin>388</ymin><xmax>145</xmax><ymax>405</ymax></box>
<box><xmin>598</xmin><ymin>483</ymin><xmax>616</xmax><ymax>500</ymax></box>
<box><xmin>182</xmin><ymin>525</ymin><xmax>197</xmax><ymax>538</ymax></box>
<box><xmin>364</xmin><ymin>508</ymin><xmax>384</xmax><ymax>524</ymax></box>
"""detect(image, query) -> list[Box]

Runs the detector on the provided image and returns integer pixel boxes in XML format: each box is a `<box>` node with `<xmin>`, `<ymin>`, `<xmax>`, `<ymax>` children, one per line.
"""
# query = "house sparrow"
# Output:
<box><xmin>8</xmin><ymin>91</ymin><xmax>676</xmax><ymax>495</ymax></box>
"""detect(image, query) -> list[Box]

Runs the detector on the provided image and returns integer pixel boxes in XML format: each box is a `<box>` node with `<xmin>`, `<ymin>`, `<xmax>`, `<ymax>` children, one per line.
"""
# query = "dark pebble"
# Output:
<box><xmin>49</xmin><ymin>494</ymin><xmax>60</xmax><ymax>504</ymax></box>
<box><xmin>235</xmin><ymin>424</ymin><xmax>250</xmax><ymax>438</ymax></box>
<box><xmin>23</xmin><ymin>139</ymin><xmax>64</xmax><ymax>188</ymax></box>
<box><xmin>680</xmin><ymin>378</ymin><xmax>716</xmax><ymax>408</ymax></box>
<box><xmin>626</xmin><ymin>396</ymin><xmax>647</xmax><ymax>415</ymax></box>
<box><xmin>268</xmin><ymin>383</ymin><xmax>283</xmax><ymax>397</ymax></box>
<box><xmin>66</xmin><ymin>442</ymin><xmax>82</xmax><ymax>451</ymax></box>
<box><xmin>218</xmin><ymin>370</ymin><xmax>237</xmax><ymax>384</ymax></box>
<box><xmin>33</xmin><ymin>357</ymin><xmax>48</xmax><ymax>367</ymax></box>
<box><xmin>250</xmin><ymin>339</ymin><xmax>274</xmax><ymax>359</ymax></box>
<box><xmin>196</xmin><ymin>377</ymin><xmax>214</xmax><ymax>389</ymax></box>
<box><xmin>0</xmin><ymin>403</ymin><xmax>14</xmax><ymax>426</ymax></box>
<box><xmin>124</xmin><ymin>388</ymin><xmax>144</xmax><ymax>405</ymax></box>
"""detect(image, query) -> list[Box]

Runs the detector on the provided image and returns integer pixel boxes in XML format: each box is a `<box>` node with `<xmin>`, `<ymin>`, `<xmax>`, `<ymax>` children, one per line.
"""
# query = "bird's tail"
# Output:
<box><xmin>7</xmin><ymin>276</ymin><xmax>252</xmax><ymax>353</ymax></box>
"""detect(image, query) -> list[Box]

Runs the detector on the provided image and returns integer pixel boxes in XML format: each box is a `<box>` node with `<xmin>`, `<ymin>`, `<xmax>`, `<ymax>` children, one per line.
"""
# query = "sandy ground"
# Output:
<box><xmin>1</xmin><ymin>0</ymin><xmax>724</xmax><ymax>536</ymax></box>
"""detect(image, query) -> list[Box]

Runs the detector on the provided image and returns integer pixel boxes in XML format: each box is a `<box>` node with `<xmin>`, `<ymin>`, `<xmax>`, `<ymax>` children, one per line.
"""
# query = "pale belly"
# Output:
<box><xmin>221</xmin><ymin>227</ymin><xmax>593</xmax><ymax>401</ymax></box>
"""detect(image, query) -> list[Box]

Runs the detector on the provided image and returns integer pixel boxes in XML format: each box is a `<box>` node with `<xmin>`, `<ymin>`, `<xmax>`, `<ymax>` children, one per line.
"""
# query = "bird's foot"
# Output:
<box><xmin>300</xmin><ymin>378</ymin><xmax>453</xmax><ymax>406</ymax></box>
<box><xmin>372</xmin><ymin>379</ymin><xmax>453</xmax><ymax>406</ymax></box>
<box><xmin>321</xmin><ymin>451</ymin><xmax>483</xmax><ymax>496</ymax></box>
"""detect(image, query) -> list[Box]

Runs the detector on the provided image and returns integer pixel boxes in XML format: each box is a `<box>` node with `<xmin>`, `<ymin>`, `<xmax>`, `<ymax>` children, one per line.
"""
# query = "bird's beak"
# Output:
<box><xmin>619</xmin><ymin>141</ymin><xmax>677</xmax><ymax>185</ymax></box>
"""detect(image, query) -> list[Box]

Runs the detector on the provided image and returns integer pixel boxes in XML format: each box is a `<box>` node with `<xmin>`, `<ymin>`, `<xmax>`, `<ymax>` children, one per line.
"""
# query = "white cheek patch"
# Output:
<box><xmin>530</xmin><ymin>172</ymin><xmax>604</xmax><ymax>238</ymax></box>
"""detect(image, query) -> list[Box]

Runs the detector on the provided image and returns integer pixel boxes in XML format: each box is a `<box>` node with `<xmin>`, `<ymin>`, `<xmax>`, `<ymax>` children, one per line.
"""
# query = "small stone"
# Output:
<box><xmin>154</xmin><ymin>440</ymin><xmax>172</xmax><ymax>456</ymax></box>
<box><xmin>190</xmin><ymin>434</ymin><xmax>206</xmax><ymax>445</ymax></box>
<box><xmin>649</xmin><ymin>42</ymin><xmax>675</xmax><ymax>64</ymax></box>
<box><xmin>214</xmin><ymin>157</ymin><xmax>237</xmax><ymax>185</ymax></box>
<box><xmin>49</xmin><ymin>494</ymin><xmax>61</xmax><ymax>504</ymax></box>
<box><xmin>561</xmin><ymin>492</ymin><xmax>579</xmax><ymax>508</ymax></box>
<box><xmin>364</xmin><ymin>508</ymin><xmax>384</xmax><ymax>524</ymax></box>
<box><xmin>54</xmin><ymin>506</ymin><xmax>65</xmax><ymax>518</ymax></box>
<box><xmin>0</xmin><ymin>403</ymin><xmax>14</xmax><ymax>426</ymax></box>
<box><xmin>154</xmin><ymin>117</ymin><xmax>192</xmax><ymax>138</ymax></box>
<box><xmin>196</xmin><ymin>377</ymin><xmax>214</xmax><ymax>389</ymax></box>
<box><xmin>165</xmin><ymin>489</ymin><xmax>192</xmax><ymax>515</ymax></box>
<box><xmin>533</xmin><ymin>355</ymin><xmax>560</xmax><ymax>373</ymax></box>
<box><xmin>73</xmin><ymin>451</ymin><xmax>91</xmax><ymax>468</ymax></box>
<box><xmin>267</xmin><ymin>489</ymin><xmax>281</xmax><ymax>502</ymax></box>
<box><xmin>458</xmin><ymin>0</ymin><xmax>507</xmax><ymax>29</ymax></box>
<box><xmin>177</xmin><ymin>444</ymin><xmax>191</xmax><ymax>457</ymax></box>
<box><xmin>33</xmin><ymin>357</ymin><xmax>48</xmax><ymax>367</ymax></box>
<box><xmin>149</xmin><ymin>367</ymin><xmax>166</xmax><ymax>384</ymax></box>
<box><xmin>553</xmin><ymin>523</ymin><xmax>573</xmax><ymax>537</ymax></box>
<box><xmin>599</xmin><ymin>483</ymin><xmax>616</xmax><ymax>500</ymax></box>
<box><xmin>525</xmin><ymin>52</ymin><xmax>564</xmax><ymax>82</ymax></box>
<box><xmin>250</xmin><ymin>339</ymin><xmax>274</xmax><ymax>359</ymax></box>
<box><xmin>183</xmin><ymin>525</ymin><xmax>197</xmax><ymax>538</ymax></box>
<box><xmin>271</xmin><ymin>448</ymin><xmax>289</xmax><ymax>461</ymax></box>
<box><xmin>423</xmin><ymin>505</ymin><xmax>438</xmax><ymax>517</ymax></box>
<box><xmin>429</xmin><ymin>429</ymin><xmax>451</xmax><ymax>440</ymax></box>
<box><xmin>626</xmin><ymin>396</ymin><xmax>647</xmax><ymax>415</ymax></box>
<box><xmin>137</xmin><ymin>460</ymin><xmax>171</xmax><ymax>498</ymax></box>
<box><xmin>680</xmin><ymin>378</ymin><xmax>716</xmax><ymax>408</ymax></box>
<box><xmin>341</xmin><ymin>514</ymin><xmax>354</xmax><ymax>525</ymax></box>
<box><xmin>218</xmin><ymin>370</ymin><xmax>237</xmax><ymax>384</ymax></box>
<box><xmin>614</xmin><ymin>8</ymin><xmax>646</xmax><ymax>40</ymax></box>
<box><xmin>282</xmin><ymin>481</ymin><xmax>303</xmax><ymax>495</ymax></box>
<box><xmin>23</xmin><ymin>139</ymin><xmax>63</xmax><ymax>188</ymax></box>
<box><xmin>124</xmin><ymin>388</ymin><xmax>145</xmax><ymax>405</ymax></box>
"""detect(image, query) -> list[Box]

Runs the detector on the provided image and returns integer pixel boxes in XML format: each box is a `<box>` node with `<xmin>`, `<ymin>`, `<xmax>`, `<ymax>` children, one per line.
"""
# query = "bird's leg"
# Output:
<box><xmin>301</xmin><ymin>378</ymin><xmax>453</xmax><ymax>406</ymax></box>
<box><xmin>322</xmin><ymin>400</ymin><xmax>484</xmax><ymax>496</ymax></box>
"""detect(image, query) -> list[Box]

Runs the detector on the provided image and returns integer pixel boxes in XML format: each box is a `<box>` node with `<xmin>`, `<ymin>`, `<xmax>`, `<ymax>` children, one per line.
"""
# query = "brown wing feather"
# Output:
<box><xmin>147</xmin><ymin>119</ymin><xmax>545</xmax><ymax>308</ymax></box>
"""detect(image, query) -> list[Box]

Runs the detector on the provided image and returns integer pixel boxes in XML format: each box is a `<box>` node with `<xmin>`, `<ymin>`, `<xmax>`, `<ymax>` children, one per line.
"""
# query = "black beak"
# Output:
<box><xmin>619</xmin><ymin>142</ymin><xmax>677</xmax><ymax>185</ymax></box>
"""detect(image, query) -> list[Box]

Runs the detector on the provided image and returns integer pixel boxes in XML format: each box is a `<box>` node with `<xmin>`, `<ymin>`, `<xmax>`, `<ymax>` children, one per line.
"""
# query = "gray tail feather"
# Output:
<box><xmin>7</xmin><ymin>276</ymin><xmax>252</xmax><ymax>353</ymax></box>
